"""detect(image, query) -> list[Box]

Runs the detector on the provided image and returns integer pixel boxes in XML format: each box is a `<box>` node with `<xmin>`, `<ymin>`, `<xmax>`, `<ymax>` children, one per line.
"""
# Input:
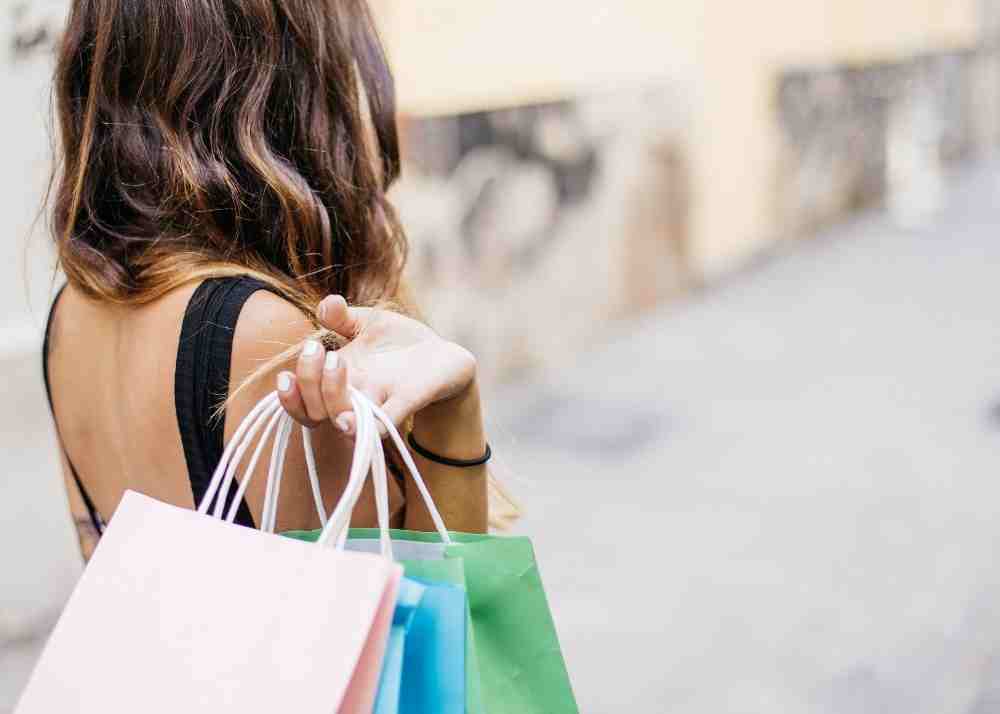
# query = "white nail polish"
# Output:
<box><xmin>335</xmin><ymin>414</ymin><xmax>352</xmax><ymax>434</ymax></box>
<box><xmin>302</xmin><ymin>340</ymin><xmax>320</xmax><ymax>357</ymax></box>
<box><xmin>277</xmin><ymin>373</ymin><xmax>292</xmax><ymax>392</ymax></box>
<box><xmin>324</xmin><ymin>351</ymin><xmax>338</xmax><ymax>372</ymax></box>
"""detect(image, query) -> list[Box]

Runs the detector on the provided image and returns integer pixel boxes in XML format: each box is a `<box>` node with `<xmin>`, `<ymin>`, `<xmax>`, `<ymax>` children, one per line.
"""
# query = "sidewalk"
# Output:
<box><xmin>492</xmin><ymin>162</ymin><xmax>1000</xmax><ymax>713</ymax></box>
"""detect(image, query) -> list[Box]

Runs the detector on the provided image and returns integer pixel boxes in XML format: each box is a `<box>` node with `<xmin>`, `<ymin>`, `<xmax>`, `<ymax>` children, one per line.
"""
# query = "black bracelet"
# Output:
<box><xmin>407</xmin><ymin>432</ymin><xmax>492</xmax><ymax>467</ymax></box>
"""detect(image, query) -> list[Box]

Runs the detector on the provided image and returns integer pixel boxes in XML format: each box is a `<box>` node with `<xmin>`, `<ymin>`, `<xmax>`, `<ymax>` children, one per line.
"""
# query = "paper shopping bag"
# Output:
<box><xmin>341</xmin><ymin>529</ymin><xmax>578</xmax><ymax>714</ymax></box>
<box><xmin>402</xmin><ymin>577</ymin><xmax>467</xmax><ymax>714</ymax></box>
<box><xmin>286</xmin><ymin>533</ymin><xmax>486</xmax><ymax>714</ymax></box>
<box><xmin>403</xmin><ymin>560</ymin><xmax>486</xmax><ymax>714</ymax></box>
<box><xmin>286</xmin><ymin>528</ymin><xmax>576</xmax><ymax>714</ymax></box>
<box><xmin>16</xmin><ymin>491</ymin><xmax>402</xmax><ymax>714</ymax></box>
<box><xmin>369</xmin><ymin>575</ymin><xmax>467</xmax><ymax>714</ymax></box>
<box><xmin>283</xmin><ymin>389</ymin><xmax>577</xmax><ymax>713</ymax></box>
<box><xmin>374</xmin><ymin>578</ymin><xmax>426</xmax><ymax>714</ymax></box>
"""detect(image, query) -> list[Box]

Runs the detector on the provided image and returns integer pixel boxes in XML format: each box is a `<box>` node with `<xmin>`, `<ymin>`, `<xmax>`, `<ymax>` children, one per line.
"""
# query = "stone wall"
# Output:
<box><xmin>392</xmin><ymin>87</ymin><xmax>692</xmax><ymax>382</ymax></box>
<box><xmin>776</xmin><ymin>50</ymin><xmax>985</xmax><ymax>235</ymax></box>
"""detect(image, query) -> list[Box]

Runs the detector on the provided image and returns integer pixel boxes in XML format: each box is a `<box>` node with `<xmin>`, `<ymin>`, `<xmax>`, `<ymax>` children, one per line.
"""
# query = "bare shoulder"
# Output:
<box><xmin>230</xmin><ymin>290</ymin><xmax>315</xmax><ymax>399</ymax></box>
<box><xmin>234</xmin><ymin>291</ymin><xmax>315</xmax><ymax>353</ymax></box>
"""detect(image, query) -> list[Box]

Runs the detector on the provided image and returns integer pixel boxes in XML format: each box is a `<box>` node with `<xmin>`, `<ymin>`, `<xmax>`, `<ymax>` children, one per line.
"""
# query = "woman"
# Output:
<box><xmin>43</xmin><ymin>0</ymin><xmax>499</xmax><ymax>560</ymax></box>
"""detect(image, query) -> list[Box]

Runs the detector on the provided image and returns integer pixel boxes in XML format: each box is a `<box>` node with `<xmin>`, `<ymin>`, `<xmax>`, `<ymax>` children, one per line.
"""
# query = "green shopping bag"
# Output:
<box><xmin>286</xmin><ymin>528</ymin><xmax>578</xmax><ymax>714</ymax></box>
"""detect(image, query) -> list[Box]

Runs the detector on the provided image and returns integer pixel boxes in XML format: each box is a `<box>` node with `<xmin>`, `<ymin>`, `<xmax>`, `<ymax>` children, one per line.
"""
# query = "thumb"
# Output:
<box><xmin>317</xmin><ymin>295</ymin><xmax>364</xmax><ymax>339</ymax></box>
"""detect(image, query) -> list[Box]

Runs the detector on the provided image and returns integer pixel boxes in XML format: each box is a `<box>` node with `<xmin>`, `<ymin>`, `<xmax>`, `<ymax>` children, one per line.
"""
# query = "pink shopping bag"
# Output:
<box><xmin>15</xmin><ymin>490</ymin><xmax>401</xmax><ymax>714</ymax></box>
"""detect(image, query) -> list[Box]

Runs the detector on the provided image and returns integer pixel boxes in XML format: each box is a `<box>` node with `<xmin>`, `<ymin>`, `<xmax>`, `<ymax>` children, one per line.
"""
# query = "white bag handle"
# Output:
<box><xmin>252</xmin><ymin>421</ymin><xmax>329</xmax><ymax>530</ymax></box>
<box><xmin>321</xmin><ymin>390</ymin><xmax>393</xmax><ymax>556</ymax></box>
<box><xmin>261</xmin><ymin>413</ymin><xmax>293</xmax><ymax>533</ymax></box>
<box><xmin>320</xmin><ymin>390</ymin><xmax>394</xmax><ymax>556</ymax></box>
<box><xmin>315</xmin><ymin>388</ymin><xmax>453</xmax><ymax>549</ymax></box>
<box><xmin>198</xmin><ymin>393</ymin><xmax>279</xmax><ymax>517</ymax></box>
<box><xmin>369</xmin><ymin>398</ymin><xmax>451</xmax><ymax>542</ymax></box>
<box><xmin>197</xmin><ymin>395</ymin><xmax>325</xmax><ymax>528</ymax></box>
<box><xmin>311</xmin><ymin>391</ymin><xmax>372</xmax><ymax>547</ymax></box>
<box><xmin>223</xmin><ymin>407</ymin><xmax>283</xmax><ymax>523</ymax></box>
<box><xmin>301</xmin><ymin>427</ymin><xmax>327</xmax><ymax>527</ymax></box>
<box><xmin>198</xmin><ymin>386</ymin><xmax>453</xmax><ymax>551</ymax></box>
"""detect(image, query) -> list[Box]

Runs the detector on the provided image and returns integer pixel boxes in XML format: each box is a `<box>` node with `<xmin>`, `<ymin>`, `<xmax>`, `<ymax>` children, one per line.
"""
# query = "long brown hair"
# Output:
<box><xmin>52</xmin><ymin>0</ymin><xmax>405</xmax><ymax>311</ymax></box>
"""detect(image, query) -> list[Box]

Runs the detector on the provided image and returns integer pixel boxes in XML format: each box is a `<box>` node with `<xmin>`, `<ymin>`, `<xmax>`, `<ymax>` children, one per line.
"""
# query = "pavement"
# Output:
<box><xmin>490</xmin><ymin>162</ymin><xmax>1000</xmax><ymax>713</ymax></box>
<box><xmin>4</xmin><ymin>163</ymin><xmax>1000</xmax><ymax>712</ymax></box>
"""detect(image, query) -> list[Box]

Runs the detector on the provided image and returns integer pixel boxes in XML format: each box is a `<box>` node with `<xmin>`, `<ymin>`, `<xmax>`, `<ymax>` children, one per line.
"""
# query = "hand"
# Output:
<box><xmin>276</xmin><ymin>295</ymin><xmax>478</xmax><ymax>434</ymax></box>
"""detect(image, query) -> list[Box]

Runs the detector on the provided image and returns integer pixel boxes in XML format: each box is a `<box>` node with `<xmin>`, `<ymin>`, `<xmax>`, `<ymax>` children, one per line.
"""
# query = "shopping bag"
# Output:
<box><xmin>286</xmin><ymin>395</ymin><xmax>578</xmax><ymax>714</ymax></box>
<box><xmin>288</xmin><ymin>531</ymin><xmax>487</xmax><ymax>714</ymax></box>
<box><xmin>374</xmin><ymin>578</ymin><xmax>426</xmax><ymax>714</ymax></box>
<box><xmin>401</xmin><ymin>576</ymin><xmax>467</xmax><ymax>714</ymax></box>
<box><xmin>340</xmin><ymin>528</ymin><xmax>577</xmax><ymax>714</ymax></box>
<box><xmin>16</xmin><ymin>390</ymin><xmax>403</xmax><ymax>714</ymax></box>
<box><xmin>15</xmin><ymin>491</ymin><xmax>401</xmax><ymax>714</ymax></box>
<box><xmin>404</xmin><ymin>560</ymin><xmax>485</xmax><ymax>714</ymax></box>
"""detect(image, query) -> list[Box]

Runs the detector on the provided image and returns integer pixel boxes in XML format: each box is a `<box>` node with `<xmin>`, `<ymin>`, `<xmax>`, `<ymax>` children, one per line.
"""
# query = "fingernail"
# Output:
<box><xmin>302</xmin><ymin>340</ymin><xmax>320</xmax><ymax>357</ymax></box>
<box><xmin>277</xmin><ymin>372</ymin><xmax>292</xmax><ymax>392</ymax></box>
<box><xmin>317</xmin><ymin>298</ymin><xmax>329</xmax><ymax>323</ymax></box>
<box><xmin>324</xmin><ymin>351</ymin><xmax>339</xmax><ymax>372</ymax></box>
<box><xmin>335</xmin><ymin>414</ymin><xmax>352</xmax><ymax>435</ymax></box>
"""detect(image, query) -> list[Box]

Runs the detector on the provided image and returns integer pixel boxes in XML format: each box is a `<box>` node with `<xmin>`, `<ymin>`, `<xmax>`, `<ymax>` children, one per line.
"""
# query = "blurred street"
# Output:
<box><xmin>492</xmin><ymin>162</ymin><xmax>1000</xmax><ymax>713</ymax></box>
<box><xmin>4</xmin><ymin>162</ymin><xmax>1000</xmax><ymax>712</ymax></box>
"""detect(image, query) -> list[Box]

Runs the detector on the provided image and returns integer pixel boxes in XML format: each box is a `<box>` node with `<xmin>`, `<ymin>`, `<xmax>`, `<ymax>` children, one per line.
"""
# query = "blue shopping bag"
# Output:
<box><xmin>400</xmin><ymin>577</ymin><xmax>467</xmax><ymax>714</ymax></box>
<box><xmin>372</xmin><ymin>575</ymin><xmax>467</xmax><ymax>714</ymax></box>
<box><xmin>374</xmin><ymin>578</ymin><xmax>425</xmax><ymax>714</ymax></box>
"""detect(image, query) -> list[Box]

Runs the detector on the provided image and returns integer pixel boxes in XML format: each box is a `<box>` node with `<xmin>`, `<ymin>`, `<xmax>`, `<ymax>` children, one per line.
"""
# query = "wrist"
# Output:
<box><xmin>412</xmin><ymin>378</ymin><xmax>487</xmax><ymax>461</ymax></box>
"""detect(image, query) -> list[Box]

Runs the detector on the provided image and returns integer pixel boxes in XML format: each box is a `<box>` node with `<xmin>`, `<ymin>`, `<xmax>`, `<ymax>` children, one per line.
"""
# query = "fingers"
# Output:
<box><xmin>280</xmin><ymin>340</ymin><xmax>352</xmax><ymax>432</ymax></box>
<box><xmin>295</xmin><ymin>339</ymin><xmax>327</xmax><ymax>422</ymax></box>
<box><xmin>276</xmin><ymin>372</ymin><xmax>322</xmax><ymax>428</ymax></box>
<box><xmin>334</xmin><ymin>369</ymin><xmax>387</xmax><ymax>437</ymax></box>
<box><xmin>318</xmin><ymin>295</ymin><xmax>364</xmax><ymax>339</ymax></box>
<box><xmin>320</xmin><ymin>351</ymin><xmax>353</xmax><ymax>435</ymax></box>
<box><xmin>279</xmin><ymin>327</ymin><xmax>394</xmax><ymax>438</ymax></box>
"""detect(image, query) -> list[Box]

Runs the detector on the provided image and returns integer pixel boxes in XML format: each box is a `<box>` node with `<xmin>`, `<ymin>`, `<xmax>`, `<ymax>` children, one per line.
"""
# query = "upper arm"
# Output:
<box><xmin>229</xmin><ymin>290</ymin><xmax>317</xmax><ymax>396</ymax></box>
<box><xmin>225</xmin><ymin>292</ymin><xmax>326</xmax><ymax>530</ymax></box>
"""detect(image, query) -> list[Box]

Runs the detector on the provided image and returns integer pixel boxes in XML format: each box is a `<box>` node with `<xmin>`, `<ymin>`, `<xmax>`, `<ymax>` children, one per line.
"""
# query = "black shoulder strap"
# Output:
<box><xmin>42</xmin><ymin>284</ymin><xmax>105</xmax><ymax>536</ymax></box>
<box><xmin>175</xmin><ymin>276</ymin><xmax>284</xmax><ymax>528</ymax></box>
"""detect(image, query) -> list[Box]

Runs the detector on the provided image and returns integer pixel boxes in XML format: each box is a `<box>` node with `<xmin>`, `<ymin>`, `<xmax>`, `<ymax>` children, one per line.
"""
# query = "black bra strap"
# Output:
<box><xmin>175</xmin><ymin>277</ymin><xmax>284</xmax><ymax>527</ymax></box>
<box><xmin>42</xmin><ymin>285</ymin><xmax>105</xmax><ymax>536</ymax></box>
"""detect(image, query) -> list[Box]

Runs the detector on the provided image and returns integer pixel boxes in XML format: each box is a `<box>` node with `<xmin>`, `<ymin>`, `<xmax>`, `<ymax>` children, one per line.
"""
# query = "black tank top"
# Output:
<box><xmin>41</xmin><ymin>276</ymin><xmax>281</xmax><ymax>536</ymax></box>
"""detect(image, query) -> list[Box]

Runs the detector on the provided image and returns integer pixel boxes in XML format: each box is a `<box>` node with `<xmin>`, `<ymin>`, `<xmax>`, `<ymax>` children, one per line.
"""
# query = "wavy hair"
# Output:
<box><xmin>52</xmin><ymin>0</ymin><xmax>405</xmax><ymax>312</ymax></box>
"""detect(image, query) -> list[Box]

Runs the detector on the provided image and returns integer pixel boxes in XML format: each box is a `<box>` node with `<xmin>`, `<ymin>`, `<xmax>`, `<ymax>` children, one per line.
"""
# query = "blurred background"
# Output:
<box><xmin>4</xmin><ymin>0</ymin><xmax>1000</xmax><ymax>711</ymax></box>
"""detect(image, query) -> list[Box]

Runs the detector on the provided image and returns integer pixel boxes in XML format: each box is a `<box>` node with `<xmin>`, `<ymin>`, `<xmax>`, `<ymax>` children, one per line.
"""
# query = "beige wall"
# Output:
<box><xmin>376</xmin><ymin>1</ymin><xmax>702</xmax><ymax>116</ymax></box>
<box><xmin>377</xmin><ymin>0</ymin><xmax>980</xmax><ymax>275</ymax></box>
<box><xmin>755</xmin><ymin>0</ymin><xmax>975</xmax><ymax>66</ymax></box>
<box><xmin>693</xmin><ymin>0</ymin><xmax>979</xmax><ymax>274</ymax></box>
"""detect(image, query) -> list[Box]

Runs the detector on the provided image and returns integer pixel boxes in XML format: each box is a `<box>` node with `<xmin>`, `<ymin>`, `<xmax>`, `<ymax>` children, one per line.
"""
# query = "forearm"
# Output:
<box><xmin>403</xmin><ymin>380</ymin><xmax>489</xmax><ymax>534</ymax></box>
